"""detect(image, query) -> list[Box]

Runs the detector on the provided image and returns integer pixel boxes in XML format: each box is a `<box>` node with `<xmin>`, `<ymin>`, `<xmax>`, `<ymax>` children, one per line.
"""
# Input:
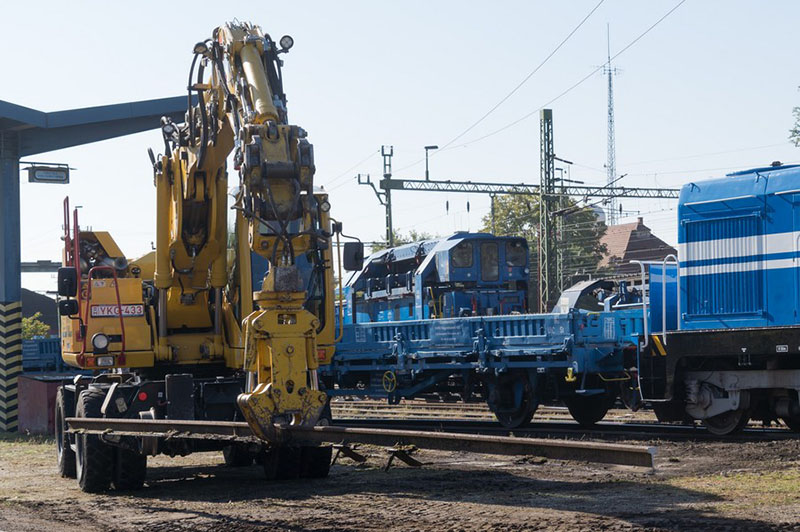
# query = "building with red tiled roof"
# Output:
<box><xmin>598</xmin><ymin>217</ymin><xmax>675</xmax><ymax>275</ymax></box>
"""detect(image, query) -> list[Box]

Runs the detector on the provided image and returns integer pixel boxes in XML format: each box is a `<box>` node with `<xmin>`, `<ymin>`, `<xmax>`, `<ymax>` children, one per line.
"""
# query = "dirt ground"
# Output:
<box><xmin>2</xmin><ymin>432</ymin><xmax>800</xmax><ymax>532</ymax></box>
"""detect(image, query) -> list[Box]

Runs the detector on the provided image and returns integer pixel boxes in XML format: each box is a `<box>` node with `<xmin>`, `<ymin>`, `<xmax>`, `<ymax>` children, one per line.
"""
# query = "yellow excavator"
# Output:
<box><xmin>55</xmin><ymin>21</ymin><xmax>363</xmax><ymax>492</ymax></box>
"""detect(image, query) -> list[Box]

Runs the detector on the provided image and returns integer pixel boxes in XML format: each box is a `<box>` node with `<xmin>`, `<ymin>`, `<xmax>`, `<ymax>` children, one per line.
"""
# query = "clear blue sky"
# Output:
<box><xmin>7</xmin><ymin>1</ymin><xmax>800</xmax><ymax>292</ymax></box>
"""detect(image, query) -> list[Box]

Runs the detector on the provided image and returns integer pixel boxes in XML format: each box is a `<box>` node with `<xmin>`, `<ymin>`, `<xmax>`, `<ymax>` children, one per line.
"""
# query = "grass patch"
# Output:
<box><xmin>669</xmin><ymin>469</ymin><xmax>800</xmax><ymax>507</ymax></box>
<box><xmin>0</xmin><ymin>431</ymin><xmax>53</xmax><ymax>445</ymax></box>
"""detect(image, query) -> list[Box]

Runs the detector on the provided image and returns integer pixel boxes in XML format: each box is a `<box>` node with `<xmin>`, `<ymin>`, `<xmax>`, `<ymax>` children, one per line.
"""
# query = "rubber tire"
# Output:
<box><xmin>262</xmin><ymin>447</ymin><xmax>280</xmax><ymax>480</ymax></box>
<box><xmin>75</xmin><ymin>388</ymin><xmax>113</xmax><ymax>493</ymax></box>
<box><xmin>55</xmin><ymin>387</ymin><xmax>76</xmax><ymax>479</ymax></box>
<box><xmin>564</xmin><ymin>392</ymin><xmax>615</xmax><ymax>427</ymax></box>
<box><xmin>113</xmin><ymin>447</ymin><xmax>147</xmax><ymax>491</ymax></box>
<box><xmin>300</xmin><ymin>402</ymin><xmax>332</xmax><ymax>478</ymax></box>
<box><xmin>301</xmin><ymin>446</ymin><xmax>332</xmax><ymax>479</ymax></box>
<box><xmin>223</xmin><ymin>444</ymin><xmax>254</xmax><ymax>467</ymax></box>
<box><xmin>263</xmin><ymin>445</ymin><xmax>303</xmax><ymax>480</ymax></box>
<box><xmin>275</xmin><ymin>446</ymin><xmax>303</xmax><ymax>480</ymax></box>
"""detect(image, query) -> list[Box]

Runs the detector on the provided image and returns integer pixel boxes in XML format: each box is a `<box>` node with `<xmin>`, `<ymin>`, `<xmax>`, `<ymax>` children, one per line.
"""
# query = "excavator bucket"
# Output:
<box><xmin>236</xmin><ymin>289</ymin><xmax>328</xmax><ymax>442</ymax></box>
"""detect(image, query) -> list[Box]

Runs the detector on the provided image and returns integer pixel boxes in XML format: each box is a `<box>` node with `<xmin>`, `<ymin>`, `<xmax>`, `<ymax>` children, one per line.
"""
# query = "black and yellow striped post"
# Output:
<box><xmin>0</xmin><ymin>301</ymin><xmax>22</xmax><ymax>431</ymax></box>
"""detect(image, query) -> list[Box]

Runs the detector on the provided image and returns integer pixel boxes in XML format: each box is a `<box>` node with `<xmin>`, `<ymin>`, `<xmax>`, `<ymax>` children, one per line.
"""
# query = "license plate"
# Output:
<box><xmin>90</xmin><ymin>304</ymin><xmax>144</xmax><ymax>318</ymax></box>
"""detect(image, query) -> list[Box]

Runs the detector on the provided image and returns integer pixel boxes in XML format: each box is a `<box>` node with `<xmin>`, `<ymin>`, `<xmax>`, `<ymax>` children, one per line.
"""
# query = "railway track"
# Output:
<box><xmin>330</xmin><ymin>399</ymin><xmax>798</xmax><ymax>442</ymax></box>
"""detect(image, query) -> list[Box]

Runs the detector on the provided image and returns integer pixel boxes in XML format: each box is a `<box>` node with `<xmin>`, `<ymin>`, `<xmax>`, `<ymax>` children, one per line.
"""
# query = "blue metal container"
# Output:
<box><xmin>678</xmin><ymin>164</ymin><xmax>800</xmax><ymax>329</ymax></box>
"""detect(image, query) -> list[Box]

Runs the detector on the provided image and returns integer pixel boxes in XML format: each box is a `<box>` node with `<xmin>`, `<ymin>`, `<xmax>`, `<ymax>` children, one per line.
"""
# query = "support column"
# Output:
<box><xmin>0</xmin><ymin>131</ymin><xmax>21</xmax><ymax>432</ymax></box>
<box><xmin>538</xmin><ymin>109</ymin><xmax>556</xmax><ymax>313</ymax></box>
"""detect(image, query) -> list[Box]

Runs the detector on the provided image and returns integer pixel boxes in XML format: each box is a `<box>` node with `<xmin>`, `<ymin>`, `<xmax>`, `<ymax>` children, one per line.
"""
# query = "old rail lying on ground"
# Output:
<box><xmin>66</xmin><ymin>417</ymin><xmax>656</xmax><ymax>468</ymax></box>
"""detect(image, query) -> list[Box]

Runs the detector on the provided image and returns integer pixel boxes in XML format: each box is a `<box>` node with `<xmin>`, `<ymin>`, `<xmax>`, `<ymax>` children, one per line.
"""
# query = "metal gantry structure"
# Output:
<box><xmin>539</xmin><ymin>109</ymin><xmax>557</xmax><ymax>312</ymax></box>
<box><xmin>357</xmin><ymin>109</ymin><xmax>680</xmax><ymax>312</ymax></box>
<box><xmin>0</xmin><ymin>97</ymin><xmax>188</xmax><ymax>432</ymax></box>
<box><xmin>357</xmin><ymin>145</ymin><xmax>396</xmax><ymax>246</ymax></box>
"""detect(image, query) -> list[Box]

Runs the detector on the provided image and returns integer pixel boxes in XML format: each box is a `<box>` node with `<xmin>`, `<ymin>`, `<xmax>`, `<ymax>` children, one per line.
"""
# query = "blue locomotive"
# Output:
<box><xmin>640</xmin><ymin>162</ymin><xmax>800</xmax><ymax>434</ymax></box>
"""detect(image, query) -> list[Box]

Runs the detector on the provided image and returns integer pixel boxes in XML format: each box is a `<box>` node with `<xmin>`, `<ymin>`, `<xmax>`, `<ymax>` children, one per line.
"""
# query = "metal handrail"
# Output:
<box><xmin>630</xmin><ymin>260</ymin><xmax>648</xmax><ymax>347</ymax></box>
<box><xmin>80</xmin><ymin>266</ymin><xmax>126</xmax><ymax>359</ymax></box>
<box><xmin>661</xmin><ymin>254</ymin><xmax>680</xmax><ymax>344</ymax></box>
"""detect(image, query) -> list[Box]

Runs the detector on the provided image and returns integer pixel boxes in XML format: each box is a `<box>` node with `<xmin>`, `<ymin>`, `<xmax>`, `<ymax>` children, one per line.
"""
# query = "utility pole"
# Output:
<box><xmin>357</xmin><ymin>145</ymin><xmax>395</xmax><ymax>246</ymax></box>
<box><xmin>424</xmin><ymin>145</ymin><xmax>438</xmax><ymax>181</ymax></box>
<box><xmin>603</xmin><ymin>24</ymin><xmax>620</xmax><ymax>226</ymax></box>
<box><xmin>538</xmin><ymin>109</ymin><xmax>557</xmax><ymax>312</ymax></box>
<box><xmin>382</xmin><ymin>146</ymin><xmax>394</xmax><ymax>245</ymax></box>
<box><xmin>490</xmin><ymin>193</ymin><xmax>496</xmax><ymax>234</ymax></box>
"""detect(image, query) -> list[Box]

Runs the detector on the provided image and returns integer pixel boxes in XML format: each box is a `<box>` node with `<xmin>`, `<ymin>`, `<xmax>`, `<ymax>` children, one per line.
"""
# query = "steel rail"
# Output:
<box><xmin>66</xmin><ymin>417</ymin><xmax>655</xmax><ymax>468</ymax></box>
<box><xmin>335</xmin><ymin>418</ymin><xmax>796</xmax><ymax>442</ymax></box>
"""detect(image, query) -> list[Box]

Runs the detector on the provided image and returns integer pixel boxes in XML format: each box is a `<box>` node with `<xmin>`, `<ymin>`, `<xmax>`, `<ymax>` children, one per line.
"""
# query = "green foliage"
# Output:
<box><xmin>480</xmin><ymin>194</ymin><xmax>608</xmax><ymax>282</ymax></box>
<box><xmin>22</xmin><ymin>312</ymin><xmax>51</xmax><ymax>340</ymax></box>
<box><xmin>791</xmin><ymin>104</ymin><xmax>800</xmax><ymax>147</ymax></box>
<box><xmin>371</xmin><ymin>230</ymin><xmax>436</xmax><ymax>252</ymax></box>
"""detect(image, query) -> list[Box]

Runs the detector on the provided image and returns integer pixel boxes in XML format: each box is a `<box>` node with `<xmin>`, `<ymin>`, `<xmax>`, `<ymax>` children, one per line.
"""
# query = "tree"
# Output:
<box><xmin>22</xmin><ymin>312</ymin><xmax>51</xmax><ymax>340</ymax></box>
<box><xmin>791</xmin><ymin>102</ymin><xmax>800</xmax><ymax>147</ymax></box>
<box><xmin>371</xmin><ymin>230</ymin><xmax>436</xmax><ymax>252</ymax></box>
<box><xmin>481</xmin><ymin>194</ymin><xmax>608</xmax><ymax>285</ymax></box>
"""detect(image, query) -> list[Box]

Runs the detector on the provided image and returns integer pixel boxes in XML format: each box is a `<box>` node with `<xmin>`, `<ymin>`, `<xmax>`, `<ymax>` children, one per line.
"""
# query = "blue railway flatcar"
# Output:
<box><xmin>325</xmin><ymin>233</ymin><xmax>645</xmax><ymax>428</ymax></box>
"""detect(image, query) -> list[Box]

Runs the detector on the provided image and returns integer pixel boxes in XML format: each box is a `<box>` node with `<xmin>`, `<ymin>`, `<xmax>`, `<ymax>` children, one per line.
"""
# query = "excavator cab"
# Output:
<box><xmin>58</xmin><ymin>198</ymin><xmax>155</xmax><ymax>370</ymax></box>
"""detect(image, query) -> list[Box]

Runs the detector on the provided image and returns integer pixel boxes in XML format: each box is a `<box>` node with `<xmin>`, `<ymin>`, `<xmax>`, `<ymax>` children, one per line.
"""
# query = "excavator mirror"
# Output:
<box><xmin>343</xmin><ymin>242</ymin><xmax>364</xmax><ymax>271</ymax></box>
<box><xmin>57</xmin><ymin>267</ymin><xmax>78</xmax><ymax>297</ymax></box>
<box><xmin>58</xmin><ymin>299</ymin><xmax>79</xmax><ymax>317</ymax></box>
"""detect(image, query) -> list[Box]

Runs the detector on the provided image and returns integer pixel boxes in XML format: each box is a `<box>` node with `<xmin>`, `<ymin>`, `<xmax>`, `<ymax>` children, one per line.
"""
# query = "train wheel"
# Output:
<box><xmin>703</xmin><ymin>407</ymin><xmax>750</xmax><ymax>436</ymax></box>
<box><xmin>487</xmin><ymin>373</ymin><xmax>538</xmax><ymax>429</ymax></box>
<box><xmin>75</xmin><ymin>389</ymin><xmax>113</xmax><ymax>493</ymax></box>
<box><xmin>55</xmin><ymin>387</ymin><xmax>76</xmax><ymax>479</ymax></box>
<box><xmin>565</xmin><ymin>391</ymin><xmax>615</xmax><ymax>427</ymax></box>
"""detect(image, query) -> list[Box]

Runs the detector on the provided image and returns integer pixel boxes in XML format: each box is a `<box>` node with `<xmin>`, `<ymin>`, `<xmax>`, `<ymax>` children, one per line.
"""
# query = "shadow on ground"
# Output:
<box><xmin>102</xmin><ymin>460</ymin><xmax>783</xmax><ymax>531</ymax></box>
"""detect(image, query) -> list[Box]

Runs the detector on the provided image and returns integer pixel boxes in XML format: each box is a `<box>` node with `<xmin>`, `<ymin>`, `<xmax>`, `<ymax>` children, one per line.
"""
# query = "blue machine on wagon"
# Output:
<box><xmin>323</xmin><ymin>232</ymin><xmax>647</xmax><ymax>428</ymax></box>
<box><xmin>340</xmin><ymin>233</ymin><xmax>529</xmax><ymax>324</ymax></box>
<box><xmin>638</xmin><ymin>162</ymin><xmax>800</xmax><ymax>434</ymax></box>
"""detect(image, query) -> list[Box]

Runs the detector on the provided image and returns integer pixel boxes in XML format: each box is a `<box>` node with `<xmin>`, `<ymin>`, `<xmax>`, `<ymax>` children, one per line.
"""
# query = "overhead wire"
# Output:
<box><xmin>323</xmin><ymin>149</ymin><xmax>380</xmax><ymax>191</ymax></box>
<box><xmin>622</xmin><ymin>141</ymin><xmax>793</xmax><ymax>167</ymax></box>
<box><xmin>445</xmin><ymin>0</ymin><xmax>688</xmax><ymax>152</ymax></box>
<box><xmin>394</xmin><ymin>0</ymin><xmax>607</xmax><ymax>173</ymax></box>
<box><xmin>439</xmin><ymin>0</ymin><xmax>606</xmax><ymax>151</ymax></box>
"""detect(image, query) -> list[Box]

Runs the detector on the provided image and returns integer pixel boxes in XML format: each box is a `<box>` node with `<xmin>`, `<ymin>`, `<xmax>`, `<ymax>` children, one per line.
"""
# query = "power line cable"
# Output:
<box><xmin>394</xmin><ymin>0</ymin><xmax>608</xmax><ymax>174</ymax></box>
<box><xmin>439</xmin><ymin>0</ymin><xmax>606</xmax><ymax>151</ymax></box>
<box><xmin>444</xmin><ymin>0</ymin><xmax>688</xmax><ymax>151</ymax></box>
<box><xmin>323</xmin><ymin>149</ymin><xmax>380</xmax><ymax>190</ymax></box>
<box><xmin>622</xmin><ymin>141</ymin><xmax>792</xmax><ymax>167</ymax></box>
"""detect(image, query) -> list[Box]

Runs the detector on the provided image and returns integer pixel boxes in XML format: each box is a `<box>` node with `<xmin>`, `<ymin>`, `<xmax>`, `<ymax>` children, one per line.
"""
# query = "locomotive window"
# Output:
<box><xmin>481</xmin><ymin>242</ymin><xmax>499</xmax><ymax>281</ymax></box>
<box><xmin>451</xmin><ymin>241</ymin><xmax>473</xmax><ymax>268</ymax></box>
<box><xmin>506</xmin><ymin>241</ymin><xmax>527</xmax><ymax>267</ymax></box>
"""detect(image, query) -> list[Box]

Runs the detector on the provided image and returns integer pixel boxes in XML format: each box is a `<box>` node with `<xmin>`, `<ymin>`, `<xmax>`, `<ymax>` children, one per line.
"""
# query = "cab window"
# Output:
<box><xmin>451</xmin><ymin>241</ymin><xmax>473</xmax><ymax>268</ymax></box>
<box><xmin>506</xmin><ymin>240</ymin><xmax>527</xmax><ymax>267</ymax></box>
<box><xmin>481</xmin><ymin>242</ymin><xmax>499</xmax><ymax>281</ymax></box>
